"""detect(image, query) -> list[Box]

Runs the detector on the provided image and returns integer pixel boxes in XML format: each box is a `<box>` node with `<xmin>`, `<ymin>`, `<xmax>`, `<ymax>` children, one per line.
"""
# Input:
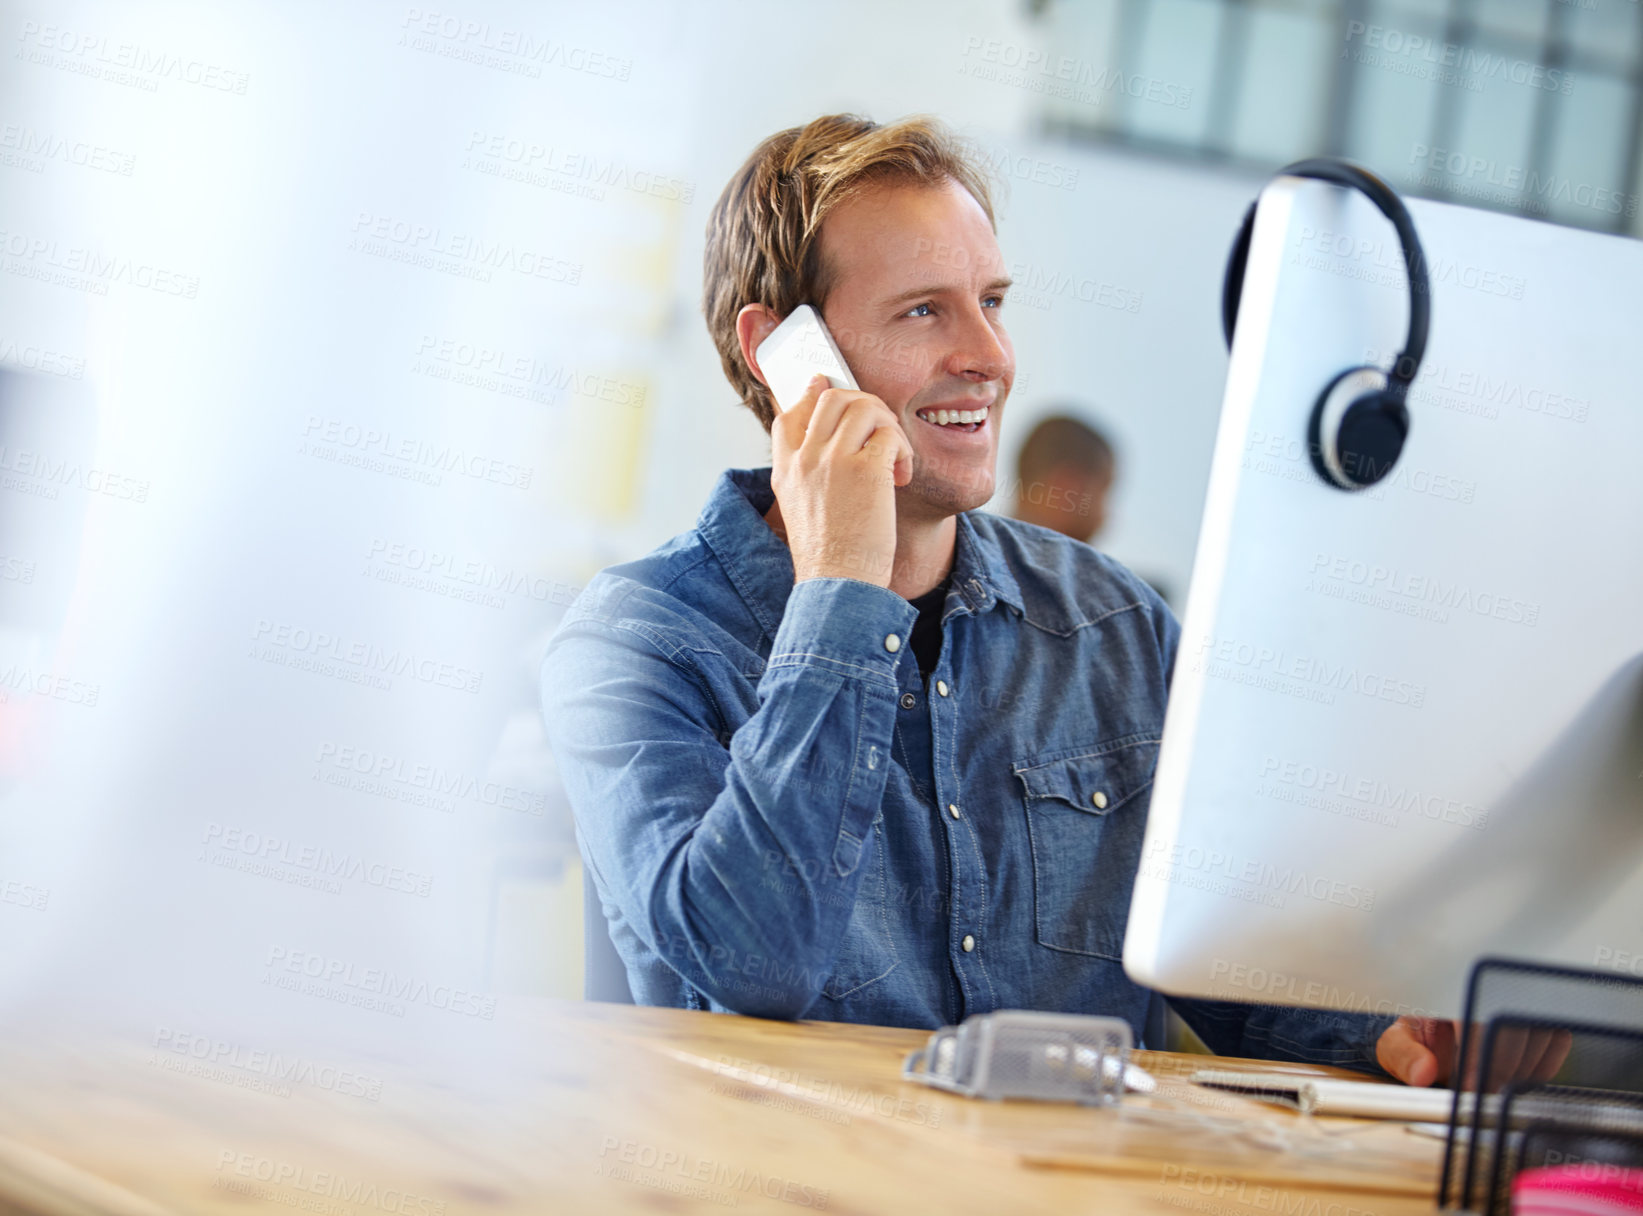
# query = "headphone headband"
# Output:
<box><xmin>1221</xmin><ymin>158</ymin><xmax>1430</xmax><ymax>392</ymax></box>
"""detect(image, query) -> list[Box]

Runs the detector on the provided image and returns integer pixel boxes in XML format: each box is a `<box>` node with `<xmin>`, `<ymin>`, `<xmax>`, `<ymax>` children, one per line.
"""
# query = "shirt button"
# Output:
<box><xmin>936</xmin><ymin>680</ymin><xmax>950</xmax><ymax>697</ymax></box>
<box><xmin>884</xmin><ymin>634</ymin><xmax>901</xmax><ymax>653</ymax></box>
<box><xmin>899</xmin><ymin>692</ymin><xmax>916</xmax><ymax>710</ymax></box>
<box><xmin>947</xmin><ymin>804</ymin><xmax>960</xmax><ymax>820</ymax></box>
<box><xmin>1091</xmin><ymin>790</ymin><xmax>1109</xmax><ymax>810</ymax></box>
<box><xmin>961</xmin><ymin>934</ymin><xmax>976</xmax><ymax>953</ymax></box>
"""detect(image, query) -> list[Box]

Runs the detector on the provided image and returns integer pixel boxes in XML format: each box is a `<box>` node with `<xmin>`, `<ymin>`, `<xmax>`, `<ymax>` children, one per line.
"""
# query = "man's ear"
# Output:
<box><xmin>736</xmin><ymin>303</ymin><xmax>782</xmax><ymax>389</ymax></box>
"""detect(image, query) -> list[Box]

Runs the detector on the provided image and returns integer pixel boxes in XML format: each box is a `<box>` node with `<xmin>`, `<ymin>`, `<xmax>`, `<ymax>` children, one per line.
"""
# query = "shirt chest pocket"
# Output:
<box><xmin>1013</xmin><ymin>737</ymin><xmax>1160</xmax><ymax>960</ymax></box>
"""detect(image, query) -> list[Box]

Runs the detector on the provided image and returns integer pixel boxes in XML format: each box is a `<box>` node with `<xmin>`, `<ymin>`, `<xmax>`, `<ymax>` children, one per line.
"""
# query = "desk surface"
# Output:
<box><xmin>0</xmin><ymin>1000</ymin><xmax>1445</xmax><ymax>1215</ymax></box>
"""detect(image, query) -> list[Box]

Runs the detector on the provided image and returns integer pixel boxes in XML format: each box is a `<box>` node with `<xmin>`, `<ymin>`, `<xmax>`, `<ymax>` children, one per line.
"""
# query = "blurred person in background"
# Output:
<box><xmin>1009</xmin><ymin>413</ymin><xmax>1174</xmax><ymax>605</ymax></box>
<box><xmin>1011</xmin><ymin>413</ymin><xmax>1114</xmax><ymax>544</ymax></box>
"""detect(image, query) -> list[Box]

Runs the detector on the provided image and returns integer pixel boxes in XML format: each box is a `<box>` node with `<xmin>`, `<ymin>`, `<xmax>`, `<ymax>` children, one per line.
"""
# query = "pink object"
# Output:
<box><xmin>1513</xmin><ymin>1163</ymin><xmax>1643</xmax><ymax>1216</ymax></box>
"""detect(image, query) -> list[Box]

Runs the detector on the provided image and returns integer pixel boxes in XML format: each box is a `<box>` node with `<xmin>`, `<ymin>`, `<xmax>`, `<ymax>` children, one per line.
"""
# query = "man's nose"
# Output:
<box><xmin>945</xmin><ymin>305</ymin><xmax>1010</xmax><ymax>382</ymax></box>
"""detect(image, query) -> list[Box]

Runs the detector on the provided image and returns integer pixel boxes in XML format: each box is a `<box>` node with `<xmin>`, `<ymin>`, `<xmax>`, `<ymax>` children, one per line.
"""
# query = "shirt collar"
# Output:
<box><xmin>695</xmin><ymin>468</ymin><xmax>796</xmax><ymax>641</ymax></box>
<box><xmin>951</xmin><ymin>507</ymin><xmax>1025</xmax><ymax>617</ymax></box>
<box><xmin>697</xmin><ymin>466</ymin><xmax>1025</xmax><ymax>638</ymax></box>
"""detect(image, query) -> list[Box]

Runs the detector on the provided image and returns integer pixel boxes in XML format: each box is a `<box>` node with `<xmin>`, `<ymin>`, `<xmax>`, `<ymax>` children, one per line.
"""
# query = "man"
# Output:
<box><xmin>1012</xmin><ymin>414</ymin><xmax>1115</xmax><ymax>544</ymax></box>
<box><xmin>1010</xmin><ymin>415</ymin><xmax>1176</xmax><ymax>606</ymax></box>
<box><xmin>542</xmin><ymin>113</ymin><xmax>1456</xmax><ymax>1086</ymax></box>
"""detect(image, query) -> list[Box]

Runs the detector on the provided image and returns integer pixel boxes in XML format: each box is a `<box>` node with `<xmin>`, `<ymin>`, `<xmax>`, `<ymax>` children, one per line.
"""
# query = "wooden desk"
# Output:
<box><xmin>0</xmin><ymin>1000</ymin><xmax>1444</xmax><ymax>1215</ymax></box>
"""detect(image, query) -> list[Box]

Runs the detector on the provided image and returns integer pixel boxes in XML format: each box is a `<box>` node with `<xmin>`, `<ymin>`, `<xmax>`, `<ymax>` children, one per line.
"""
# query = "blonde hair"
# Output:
<box><xmin>701</xmin><ymin>113</ymin><xmax>998</xmax><ymax>432</ymax></box>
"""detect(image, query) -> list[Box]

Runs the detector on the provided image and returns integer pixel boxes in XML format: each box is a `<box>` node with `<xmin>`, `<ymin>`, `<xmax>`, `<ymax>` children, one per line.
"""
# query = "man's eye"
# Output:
<box><xmin>904</xmin><ymin>302</ymin><xmax>934</xmax><ymax>318</ymax></box>
<box><xmin>984</xmin><ymin>294</ymin><xmax>1004</xmax><ymax>309</ymax></box>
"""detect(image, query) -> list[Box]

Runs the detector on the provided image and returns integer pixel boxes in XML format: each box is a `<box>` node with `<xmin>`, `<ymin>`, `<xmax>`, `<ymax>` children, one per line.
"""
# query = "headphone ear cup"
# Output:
<box><xmin>1337</xmin><ymin>393</ymin><xmax>1410</xmax><ymax>487</ymax></box>
<box><xmin>1308</xmin><ymin>367</ymin><xmax>1410</xmax><ymax>489</ymax></box>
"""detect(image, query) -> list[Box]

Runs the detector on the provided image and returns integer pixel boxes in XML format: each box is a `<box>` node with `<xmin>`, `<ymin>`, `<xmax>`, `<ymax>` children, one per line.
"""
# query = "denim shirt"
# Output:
<box><xmin>542</xmin><ymin>467</ymin><xmax>1392</xmax><ymax>1072</ymax></box>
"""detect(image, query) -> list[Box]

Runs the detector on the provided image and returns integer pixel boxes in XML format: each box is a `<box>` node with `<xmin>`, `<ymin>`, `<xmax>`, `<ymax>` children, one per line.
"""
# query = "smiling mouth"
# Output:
<box><xmin>914</xmin><ymin>405</ymin><xmax>990</xmax><ymax>434</ymax></box>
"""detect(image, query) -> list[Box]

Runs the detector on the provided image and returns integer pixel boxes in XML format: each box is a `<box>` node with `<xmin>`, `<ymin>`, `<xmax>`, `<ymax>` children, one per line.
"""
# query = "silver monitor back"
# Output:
<box><xmin>1123</xmin><ymin>177</ymin><xmax>1643</xmax><ymax>1019</ymax></box>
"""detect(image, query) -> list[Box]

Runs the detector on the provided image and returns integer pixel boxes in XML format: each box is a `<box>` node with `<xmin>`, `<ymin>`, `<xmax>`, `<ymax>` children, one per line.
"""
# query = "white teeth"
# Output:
<box><xmin>919</xmin><ymin>406</ymin><xmax>990</xmax><ymax>427</ymax></box>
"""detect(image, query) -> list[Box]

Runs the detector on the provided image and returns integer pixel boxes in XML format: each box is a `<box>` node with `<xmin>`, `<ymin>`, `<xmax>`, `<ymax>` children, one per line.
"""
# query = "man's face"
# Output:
<box><xmin>814</xmin><ymin>178</ymin><xmax>1014</xmax><ymax>518</ymax></box>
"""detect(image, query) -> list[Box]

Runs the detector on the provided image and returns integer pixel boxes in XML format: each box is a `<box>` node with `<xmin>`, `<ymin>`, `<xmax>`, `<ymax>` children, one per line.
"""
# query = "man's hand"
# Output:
<box><xmin>1376</xmin><ymin>1017</ymin><xmax>1459</xmax><ymax>1087</ymax></box>
<box><xmin>1376</xmin><ymin>1017</ymin><xmax>1571</xmax><ymax>1088</ymax></box>
<box><xmin>770</xmin><ymin>374</ymin><xmax>914</xmax><ymax>588</ymax></box>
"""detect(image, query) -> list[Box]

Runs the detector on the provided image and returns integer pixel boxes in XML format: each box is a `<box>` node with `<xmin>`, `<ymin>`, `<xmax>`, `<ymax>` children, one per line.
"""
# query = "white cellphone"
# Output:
<box><xmin>754</xmin><ymin>304</ymin><xmax>859</xmax><ymax>412</ymax></box>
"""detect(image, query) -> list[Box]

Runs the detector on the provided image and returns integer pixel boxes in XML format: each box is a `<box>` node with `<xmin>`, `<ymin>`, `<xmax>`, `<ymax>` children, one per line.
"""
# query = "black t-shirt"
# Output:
<box><xmin>907</xmin><ymin>574</ymin><xmax>951</xmax><ymax>682</ymax></box>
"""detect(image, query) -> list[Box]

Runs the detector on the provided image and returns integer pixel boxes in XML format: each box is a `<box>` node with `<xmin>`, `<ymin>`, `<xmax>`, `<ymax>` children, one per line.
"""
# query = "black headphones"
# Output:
<box><xmin>1222</xmin><ymin>157</ymin><xmax>1431</xmax><ymax>491</ymax></box>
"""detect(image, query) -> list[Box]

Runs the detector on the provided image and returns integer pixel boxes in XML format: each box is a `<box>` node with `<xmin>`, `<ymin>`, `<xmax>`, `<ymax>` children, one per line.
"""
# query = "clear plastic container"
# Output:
<box><xmin>902</xmin><ymin>1010</ymin><xmax>1135</xmax><ymax>1106</ymax></box>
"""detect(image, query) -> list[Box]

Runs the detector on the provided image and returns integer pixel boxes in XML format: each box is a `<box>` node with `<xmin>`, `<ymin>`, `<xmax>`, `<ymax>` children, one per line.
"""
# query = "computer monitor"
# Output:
<box><xmin>1122</xmin><ymin>177</ymin><xmax>1643</xmax><ymax>1020</ymax></box>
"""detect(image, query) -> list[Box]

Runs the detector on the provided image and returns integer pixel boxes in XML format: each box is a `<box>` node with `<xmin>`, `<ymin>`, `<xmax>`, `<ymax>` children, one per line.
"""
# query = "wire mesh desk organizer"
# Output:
<box><xmin>1440</xmin><ymin>957</ymin><xmax>1643</xmax><ymax>1214</ymax></box>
